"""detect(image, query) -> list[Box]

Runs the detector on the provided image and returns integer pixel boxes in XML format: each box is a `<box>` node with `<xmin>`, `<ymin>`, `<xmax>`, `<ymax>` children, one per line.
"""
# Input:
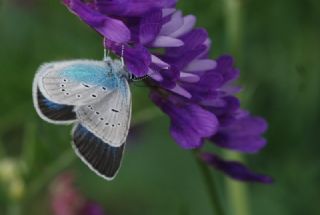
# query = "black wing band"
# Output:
<box><xmin>36</xmin><ymin>88</ymin><xmax>76</xmax><ymax>122</ymax></box>
<box><xmin>72</xmin><ymin>124</ymin><xmax>125</xmax><ymax>180</ymax></box>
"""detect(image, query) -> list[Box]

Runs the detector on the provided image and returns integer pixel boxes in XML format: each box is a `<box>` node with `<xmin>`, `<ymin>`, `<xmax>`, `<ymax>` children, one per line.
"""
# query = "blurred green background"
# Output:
<box><xmin>0</xmin><ymin>0</ymin><xmax>319</xmax><ymax>214</ymax></box>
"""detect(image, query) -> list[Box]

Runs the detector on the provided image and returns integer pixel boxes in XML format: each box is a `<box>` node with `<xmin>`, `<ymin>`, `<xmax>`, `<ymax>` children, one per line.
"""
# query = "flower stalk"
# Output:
<box><xmin>224</xmin><ymin>0</ymin><xmax>250</xmax><ymax>215</ymax></box>
<box><xmin>194</xmin><ymin>151</ymin><xmax>225</xmax><ymax>215</ymax></box>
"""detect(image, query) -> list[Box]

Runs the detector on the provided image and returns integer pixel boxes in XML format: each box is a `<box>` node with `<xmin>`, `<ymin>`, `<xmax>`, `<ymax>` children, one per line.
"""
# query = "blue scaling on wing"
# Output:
<box><xmin>117</xmin><ymin>77</ymin><xmax>131</xmax><ymax>99</ymax></box>
<box><xmin>60</xmin><ymin>63</ymin><xmax>120</xmax><ymax>90</ymax></box>
<box><xmin>36</xmin><ymin>88</ymin><xmax>76</xmax><ymax>121</ymax></box>
<box><xmin>72</xmin><ymin>124</ymin><xmax>125</xmax><ymax>180</ymax></box>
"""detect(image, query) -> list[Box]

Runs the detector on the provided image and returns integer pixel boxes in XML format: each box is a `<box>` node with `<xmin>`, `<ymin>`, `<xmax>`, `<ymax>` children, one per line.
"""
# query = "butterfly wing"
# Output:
<box><xmin>33</xmin><ymin>86</ymin><xmax>77</xmax><ymax>124</ymax></box>
<box><xmin>72</xmin><ymin>78</ymin><xmax>131</xmax><ymax>180</ymax></box>
<box><xmin>33</xmin><ymin>59</ymin><xmax>120</xmax><ymax>124</ymax></box>
<box><xmin>36</xmin><ymin>60</ymin><xmax>117</xmax><ymax>106</ymax></box>
<box><xmin>75</xmin><ymin>79</ymin><xmax>132</xmax><ymax>147</ymax></box>
<box><xmin>72</xmin><ymin>124</ymin><xmax>125</xmax><ymax>180</ymax></box>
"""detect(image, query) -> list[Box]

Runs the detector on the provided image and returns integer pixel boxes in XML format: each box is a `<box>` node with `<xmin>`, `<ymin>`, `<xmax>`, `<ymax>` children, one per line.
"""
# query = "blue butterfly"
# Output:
<box><xmin>32</xmin><ymin>58</ymin><xmax>132</xmax><ymax>180</ymax></box>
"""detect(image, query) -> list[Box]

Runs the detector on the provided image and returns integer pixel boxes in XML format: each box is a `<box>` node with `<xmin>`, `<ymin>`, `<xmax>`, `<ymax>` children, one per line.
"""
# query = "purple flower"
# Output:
<box><xmin>63</xmin><ymin>0</ymin><xmax>131</xmax><ymax>43</ymax></box>
<box><xmin>201</xmin><ymin>153</ymin><xmax>273</xmax><ymax>183</ymax></box>
<box><xmin>63</xmin><ymin>0</ymin><xmax>272</xmax><ymax>183</ymax></box>
<box><xmin>211</xmin><ymin>111</ymin><xmax>268</xmax><ymax>153</ymax></box>
<box><xmin>151</xmin><ymin>92</ymin><xmax>218</xmax><ymax>149</ymax></box>
<box><xmin>63</xmin><ymin>0</ymin><xmax>178</xmax><ymax>76</ymax></box>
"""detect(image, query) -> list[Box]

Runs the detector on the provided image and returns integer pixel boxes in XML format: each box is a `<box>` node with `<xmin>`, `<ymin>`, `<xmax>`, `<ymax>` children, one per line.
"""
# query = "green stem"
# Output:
<box><xmin>225</xmin><ymin>152</ymin><xmax>250</xmax><ymax>215</ymax></box>
<box><xmin>194</xmin><ymin>152</ymin><xmax>225</xmax><ymax>215</ymax></box>
<box><xmin>223</xmin><ymin>1</ymin><xmax>250</xmax><ymax>215</ymax></box>
<box><xmin>224</xmin><ymin>0</ymin><xmax>243</xmax><ymax>58</ymax></box>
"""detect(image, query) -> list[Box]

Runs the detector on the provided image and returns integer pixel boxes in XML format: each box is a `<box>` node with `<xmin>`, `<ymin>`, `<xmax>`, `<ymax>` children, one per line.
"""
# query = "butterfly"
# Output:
<box><xmin>32</xmin><ymin>57</ymin><xmax>132</xmax><ymax>180</ymax></box>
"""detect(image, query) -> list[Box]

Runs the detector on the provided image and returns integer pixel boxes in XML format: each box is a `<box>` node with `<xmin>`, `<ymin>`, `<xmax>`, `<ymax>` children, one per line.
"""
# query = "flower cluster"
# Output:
<box><xmin>63</xmin><ymin>0</ymin><xmax>272</xmax><ymax>183</ymax></box>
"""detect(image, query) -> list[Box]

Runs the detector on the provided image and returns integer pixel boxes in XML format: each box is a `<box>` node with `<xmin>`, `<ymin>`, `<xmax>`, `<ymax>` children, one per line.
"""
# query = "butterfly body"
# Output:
<box><xmin>33</xmin><ymin>59</ymin><xmax>131</xmax><ymax>180</ymax></box>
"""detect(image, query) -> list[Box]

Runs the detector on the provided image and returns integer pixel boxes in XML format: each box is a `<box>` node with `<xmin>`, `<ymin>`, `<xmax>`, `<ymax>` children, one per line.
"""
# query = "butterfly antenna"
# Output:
<box><xmin>103</xmin><ymin>38</ymin><xmax>111</xmax><ymax>62</ymax></box>
<box><xmin>120</xmin><ymin>44</ymin><xmax>125</xmax><ymax>68</ymax></box>
<box><xmin>103</xmin><ymin>48</ymin><xmax>111</xmax><ymax>61</ymax></box>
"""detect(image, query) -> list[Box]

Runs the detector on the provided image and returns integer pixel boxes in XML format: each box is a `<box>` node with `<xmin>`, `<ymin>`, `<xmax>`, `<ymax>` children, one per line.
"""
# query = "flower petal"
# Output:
<box><xmin>105</xmin><ymin>40</ymin><xmax>151</xmax><ymax>77</ymax></box>
<box><xmin>139</xmin><ymin>10</ymin><xmax>163</xmax><ymax>44</ymax></box>
<box><xmin>180</xmin><ymin>72</ymin><xmax>200</xmax><ymax>83</ymax></box>
<box><xmin>148</xmin><ymin>69</ymin><xmax>164</xmax><ymax>81</ymax></box>
<box><xmin>151</xmin><ymin>93</ymin><xmax>218</xmax><ymax>149</ymax></box>
<box><xmin>124</xmin><ymin>45</ymin><xmax>152</xmax><ymax>77</ymax></box>
<box><xmin>162</xmin><ymin>8</ymin><xmax>176</xmax><ymax>17</ymax></box>
<box><xmin>160</xmin><ymin>11</ymin><xmax>184</xmax><ymax>35</ymax></box>
<box><xmin>152</xmin><ymin>36</ymin><xmax>184</xmax><ymax>47</ymax></box>
<box><xmin>214</xmin><ymin>55</ymin><xmax>240</xmax><ymax>83</ymax></box>
<box><xmin>151</xmin><ymin>55</ymin><xmax>170</xmax><ymax>68</ymax></box>
<box><xmin>170</xmin><ymin>15</ymin><xmax>196</xmax><ymax>38</ymax></box>
<box><xmin>211</xmin><ymin>115</ymin><xmax>268</xmax><ymax>153</ymax></box>
<box><xmin>201</xmin><ymin>153</ymin><xmax>273</xmax><ymax>183</ymax></box>
<box><xmin>166</xmin><ymin>28</ymin><xmax>208</xmax><ymax>57</ymax></box>
<box><xmin>170</xmin><ymin>84</ymin><xmax>192</xmax><ymax>98</ymax></box>
<box><xmin>96</xmin><ymin>0</ymin><xmax>177</xmax><ymax>16</ymax></box>
<box><xmin>63</xmin><ymin>0</ymin><xmax>130</xmax><ymax>42</ymax></box>
<box><xmin>213</xmin><ymin>135</ymin><xmax>267</xmax><ymax>153</ymax></box>
<box><xmin>184</xmin><ymin>59</ymin><xmax>217</xmax><ymax>72</ymax></box>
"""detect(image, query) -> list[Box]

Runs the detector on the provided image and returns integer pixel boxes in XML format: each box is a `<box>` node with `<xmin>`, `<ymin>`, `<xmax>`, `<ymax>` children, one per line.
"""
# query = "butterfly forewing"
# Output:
<box><xmin>36</xmin><ymin>60</ymin><xmax>117</xmax><ymax>106</ymax></box>
<box><xmin>34</xmin><ymin>87</ymin><xmax>77</xmax><ymax>123</ymax></box>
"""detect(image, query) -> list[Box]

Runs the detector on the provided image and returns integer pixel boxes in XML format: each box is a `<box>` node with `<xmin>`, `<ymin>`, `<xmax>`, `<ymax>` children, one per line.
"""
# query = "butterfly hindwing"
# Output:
<box><xmin>36</xmin><ymin>60</ymin><xmax>118</xmax><ymax>106</ymax></box>
<box><xmin>72</xmin><ymin>124</ymin><xmax>125</xmax><ymax>180</ymax></box>
<box><xmin>33</xmin><ymin>87</ymin><xmax>77</xmax><ymax>123</ymax></box>
<box><xmin>76</xmin><ymin>78</ymin><xmax>132</xmax><ymax>147</ymax></box>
